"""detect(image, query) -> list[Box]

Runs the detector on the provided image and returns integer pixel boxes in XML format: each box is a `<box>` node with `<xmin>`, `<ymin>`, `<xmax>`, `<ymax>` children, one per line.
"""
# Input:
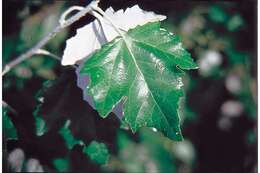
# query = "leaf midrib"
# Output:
<box><xmin>121</xmin><ymin>37</ymin><xmax>173</xmax><ymax>133</ymax></box>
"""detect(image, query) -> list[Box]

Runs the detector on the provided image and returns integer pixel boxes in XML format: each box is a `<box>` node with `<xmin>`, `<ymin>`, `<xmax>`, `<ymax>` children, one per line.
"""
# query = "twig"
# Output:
<box><xmin>35</xmin><ymin>49</ymin><xmax>61</xmax><ymax>61</ymax></box>
<box><xmin>36</xmin><ymin>49</ymin><xmax>78</xmax><ymax>68</ymax></box>
<box><xmin>2</xmin><ymin>0</ymin><xmax>100</xmax><ymax>76</ymax></box>
<box><xmin>59</xmin><ymin>6</ymin><xmax>85</xmax><ymax>25</ymax></box>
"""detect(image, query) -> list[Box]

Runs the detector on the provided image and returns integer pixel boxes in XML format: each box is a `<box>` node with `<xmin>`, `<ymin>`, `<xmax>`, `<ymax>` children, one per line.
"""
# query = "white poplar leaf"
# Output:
<box><xmin>61</xmin><ymin>5</ymin><xmax>166</xmax><ymax>65</ymax></box>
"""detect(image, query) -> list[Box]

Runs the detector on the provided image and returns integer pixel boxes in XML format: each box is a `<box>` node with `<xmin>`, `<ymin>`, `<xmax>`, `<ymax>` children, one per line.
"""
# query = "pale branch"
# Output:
<box><xmin>35</xmin><ymin>49</ymin><xmax>78</xmax><ymax>68</ymax></box>
<box><xmin>2</xmin><ymin>0</ymin><xmax>100</xmax><ymax>76</ymax></box>
<box><xmin>35</xmin><ymin>49</ymin><xmax>61</xmax><ymax>61</ymax></box>
<box><xmin>59</xmin><ymin>6</ymin><xmax>85</xmax><ymax>25</ymax></box>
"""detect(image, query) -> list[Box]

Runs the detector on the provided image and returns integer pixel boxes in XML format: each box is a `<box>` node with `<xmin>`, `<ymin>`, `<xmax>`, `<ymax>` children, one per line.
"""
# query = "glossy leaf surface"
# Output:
<box><xmin>81</xmin><ymin>22</ymin><xmax>198</xmax><ymax>141</ymax></box>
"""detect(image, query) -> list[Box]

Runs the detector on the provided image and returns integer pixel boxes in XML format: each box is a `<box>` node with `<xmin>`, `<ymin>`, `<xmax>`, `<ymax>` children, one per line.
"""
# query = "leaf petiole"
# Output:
<box><xmin>91</xmin><ymin>6</ymin><xmax>126</xmax><ymax>39</ymax></box>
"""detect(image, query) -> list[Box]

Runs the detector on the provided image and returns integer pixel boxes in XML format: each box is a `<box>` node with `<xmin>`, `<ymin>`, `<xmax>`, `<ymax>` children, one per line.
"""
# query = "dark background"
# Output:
<box><xmin>3</xmin><ymin>0</ymin><xmax>257</xmax><ymax>172</ymax></box>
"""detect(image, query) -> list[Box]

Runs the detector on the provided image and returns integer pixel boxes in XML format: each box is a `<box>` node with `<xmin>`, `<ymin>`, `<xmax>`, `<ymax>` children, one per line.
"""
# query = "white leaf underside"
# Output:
<box><xmin>62</xmin><ymin>5</ymin><xmax>166</xmax><ymax>65</ymax></box>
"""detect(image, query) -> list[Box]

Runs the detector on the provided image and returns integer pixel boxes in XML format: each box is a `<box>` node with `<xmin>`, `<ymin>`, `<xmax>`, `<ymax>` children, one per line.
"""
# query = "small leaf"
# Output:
<box><xmin>59</xmin><ymin>120</ymin><xmax>84</xmax><ymax>150</ymax></box>
<box><xmin>35</xmin><ymin>115</ymin><xmax>47</xmax><ymax>136</ymax></box>
<box><xmin>83</xmin><ymin>141</ymin><xmax>109</xmax><ymax>165</ymax></box>
<box><xmin>33</xmin><ymin>105</ymin><xmax>47</xmax><ymax>136</ymax></box>
<box><xmin>3</xmin><ymin>109</ymin><xmax>17</xmax><ymax>140</ymax></box>
<box><xmin>81</xmin><ymin>22</ymin><xmax>197</xmax><ymax>141</ymax></box>
<box><xmin>208</xmin><ymin>5</ymin><xmax>228</xmax><ymax>23</ymax></box>
<box><xmin>227</xmin><ymin>14</ymin><xmax>244</xmax><ymax>32</ymax></box>
<box><xmin>53</xmin><ymin>158</ymin><xmax>70</xmax><ymax>172</ymax></box>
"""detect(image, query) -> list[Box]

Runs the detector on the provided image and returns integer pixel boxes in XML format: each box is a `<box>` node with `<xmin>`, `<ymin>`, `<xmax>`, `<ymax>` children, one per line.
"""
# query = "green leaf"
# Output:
<box><xmin>227</xmin><ymin>14</ymin><xmax>244</xmax><ymax>32</ymax></box>
<box><xmin>35</xmin><ymin>116</ymin><xmax>47</xmax><ymax>136</ymax></box>
<box><xmin>3</xmin><ymin>109</ymin><xmax>17</xmax><ymax>140</ymax></box>
<box><xmin>83</xmin><ymin>141</ymin><xmax>109</xmax><ymax>165</ymax></box>
<box><xmin>33</xmin><ymin>105</ymin><xmax>47</xmax><ymax>136</ymax></box>
<box><xmin>53</xmin><ymin>158</ymin><xmax>70</xmax><ymax>172</ymax></box>
<box><xmin>58</xmin><ymin>118</ymin><xmax>110</xmax><ymax>166</ymax></box>
<box><xmin>35</xmin><ymin>115</ymin><xmax>47</xmax><ymax>136</ymax></box>
<box><xmin>208</xmin><ymin>5</ymin><xmax>228</xmax><ymax>23</ymax></box>
<box><xmin>59</xmin><ymin>120</ymin><xmax>84</xmax><ymax>150</ymax></box>
<box><xmin>81</xmin><ymin>22</ymin><xmax>197</xmax><ymax>141</ymax></box>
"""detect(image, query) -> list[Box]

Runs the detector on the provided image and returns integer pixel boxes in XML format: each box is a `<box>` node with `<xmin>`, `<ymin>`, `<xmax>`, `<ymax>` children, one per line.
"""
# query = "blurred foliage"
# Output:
<box><xmin>18</xmin><ymin>2</ymin><xmax>67</xmax><ymax>51</ymax></box>
<box><xmin>3</xmin><ymin>1</ymin><xmax>67</xmax><ymax>90</ymax></box>
<box><xmin>3</xmin><ymin>1</ymin><xmax>257</xmax><ymax>173</ymax></box>
<box><xmin>83</xmin><ymin>141</ymin><xmax>109</xmax><ymax>165</ymax></box>
<box><xmin>59</xmin><ymin>120</ymin><xmax>84</xmax><ymax>150</ymax></box>
<box><xmin>3</xmin><ymin>108</ymin><xmax>17</xmax><ymax>141</ymax></box>
<box><xmin>53</xmin><ymin>157</ymin><xmax>70</xmax><ymax>172</ymax></box>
